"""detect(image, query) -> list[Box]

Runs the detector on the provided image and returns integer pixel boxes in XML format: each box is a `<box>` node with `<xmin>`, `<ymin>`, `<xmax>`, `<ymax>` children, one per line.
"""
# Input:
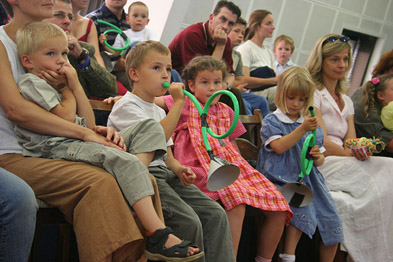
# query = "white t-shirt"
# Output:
<box><xmin>113</xmin><ymin>28</ymin><xmax>158</xmax><ymax>49</ymax></box>
<box><xmin>107</xmin><ymin>91</ymin><xmax>171</xmax><ymax>167</ymax></box>
<box><xmin>236</xmin><ymin>40</ymin><xmax>275</xmax><ymax>72</ymax></box>
<box><xmin>0</xmin><ymin>26</ymin><xmax>24</xmax><ymax>154</ymax></box>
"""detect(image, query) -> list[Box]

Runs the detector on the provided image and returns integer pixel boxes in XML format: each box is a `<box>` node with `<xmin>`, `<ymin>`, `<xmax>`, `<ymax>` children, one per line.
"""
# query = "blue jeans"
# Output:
<box><xmin>242</xmin><ymin>92</ymin><xmax>270</xmax><ymax>117</ymax></box>
<box><xmin>0</xmin><ymin>168</ymin><xmax>37</xmax><ymax>262</ymax></box>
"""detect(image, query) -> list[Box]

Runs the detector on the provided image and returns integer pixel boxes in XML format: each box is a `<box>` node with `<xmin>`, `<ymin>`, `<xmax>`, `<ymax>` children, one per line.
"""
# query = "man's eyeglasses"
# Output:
<box><xmin>54</xmin><ymin>12</ymin><xmax>73</xmax><ymax>21</ymax></box>
<box><xmin>324</xmin><ymin>36</ymin><xmax>350</xmax><ymax>44</ymax></box>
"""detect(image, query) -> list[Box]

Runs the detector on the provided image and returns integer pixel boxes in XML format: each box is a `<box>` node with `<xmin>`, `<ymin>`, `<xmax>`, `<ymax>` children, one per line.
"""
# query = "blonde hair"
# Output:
<box><xmin>181</xmin><ymin>56</ymin><xmax>227</xmax><ymax>92</ymax></box>
<box><xmin>363</xmin><ymin>74</ymin><xmax>393</xmax><ymax>118</ymax></box>
<box><xmin>128</xmin><ymin>1</ymin><xmax>149</xmax><ymax>16</ymax></box>
<box><xmin>245</xmin><ymin>9</ymin><xmax>271</xmax><ymax>41</ymax></box>
<box><xmin>305</xmin><ymin>33</ymin><xmax>352</xmax><ymax>94</ymax></box>
<box><xmin>125</xmin><ymin>40</ymin><xmax>171</xmax><ymax>88</ymax></box>
<box><xmin>274</xmin><ymin>34</ymin><xmax>295</xmax><ymax>52</ymax></box>
<box><xmin>275</xmin><ymin>66</ymin><xmax>315</xmax><ymax>116</ymax></box>
<box><xmin>16</xmin><ymin>22</ymin><xmax>67</xmax><ymax>61</ymax></box>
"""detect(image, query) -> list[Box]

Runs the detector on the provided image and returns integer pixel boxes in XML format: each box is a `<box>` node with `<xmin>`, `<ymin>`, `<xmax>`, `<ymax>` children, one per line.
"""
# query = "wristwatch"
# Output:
<box><xmin>77</xmin><ymin>48</ymin><xmax>89</xmax><ymax>64</ymax></box>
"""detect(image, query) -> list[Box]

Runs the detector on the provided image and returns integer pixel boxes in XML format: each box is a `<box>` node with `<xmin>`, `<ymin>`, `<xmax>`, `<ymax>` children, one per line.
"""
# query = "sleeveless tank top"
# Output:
<box><xmin>0</xmin><ymin>26</ymin><xmax>25</xmax><ymax>154</ymax></box>
<box><xmin>78</xmin><ymin>18</ymin><xmax>93</xmax><ymax>42</ymax></box>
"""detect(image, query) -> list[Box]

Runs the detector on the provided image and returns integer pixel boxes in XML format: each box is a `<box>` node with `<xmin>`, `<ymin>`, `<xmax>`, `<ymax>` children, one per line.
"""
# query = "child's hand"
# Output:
<box><xmin>99</xmin><ymin>33</ymin><xmax>107</xmax><ymax>45</ymax></box>
<box><xmin>212</xmin><ymin>28</ymin><xmax>227</xmax><ymax>46</ymax></box>
<box><xmin>93</xmin><ymin>126</ymin><xmax>127</xmax><ymax>151</ymax></box>
<box><xmin>177</xmin><ymin>166</ymin><xmax>196</xmax><ymax>187</ymax></box>
<box><xmin>59</xmin><ymin>63</ymin><xmax>80</xmax><ymax>90</ymax></box>
<box><xmin>39</xmin><ymin>70</ymin><xmax>67</xmax><ymax>91</ymax></box>
<box><xmin>104</xmin><ymin>96</ymin><xmax>122</xmax><ymax>104</ymax></box>
<box><xmin>168</xmin><ymin>82</ymin><xmax>185</xmax><ymax>102</ymax></box>
<box><xmin>300</xmin><ymin>116</ymin><xmax>318</xmax><ymax>132</ymax></box>
<box><xmin>310</xmin><ymin>145</ymin><xmax>324</xmax><ymax>165</ymax></box>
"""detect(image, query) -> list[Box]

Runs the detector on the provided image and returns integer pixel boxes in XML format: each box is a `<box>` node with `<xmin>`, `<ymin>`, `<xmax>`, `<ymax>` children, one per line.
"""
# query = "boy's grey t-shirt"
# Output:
<box><xmin>107</xmin><ymin>91</ymin><xmax>171</xmax><ymax>167</ymax></box>
<box><xmin>15</xmin><ymin>73</ymin><xmax>85</xmax><ymax>157</ymax></box>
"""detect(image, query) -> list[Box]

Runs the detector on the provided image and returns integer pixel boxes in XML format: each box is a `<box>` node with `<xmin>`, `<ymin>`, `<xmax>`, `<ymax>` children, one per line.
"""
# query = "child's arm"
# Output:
<box><xmin>60</xmin><ymin>63</ymin><xmax>95</xmax><ymax>129</ymax></box>
<box><xmin>269</xmin><ymin>116</ymin><xmax>318</xmax><ymax>154</ymax></box>
<box><xmin>159</xmin><ymin>82</ymin><xmax>185</xmax><ymax>141</ymax></box>
<box><xmin>165</xmin><ymin>147</ymin><xmax>196</xmax><ymax>187</ymax></box>
<box><xmin>154</xmin><ymin>96</ymin><xmax>168</xmax><ymax>111</ymax></box>
<box><xmin>50</xmin><ymin>87</ymin><xmax>77</xmax><ymax>122</ymax></box>
<box><xmin>98</xmin><ymin>33</ymin><xmax>118</xmax><ymax>55</ymax></box>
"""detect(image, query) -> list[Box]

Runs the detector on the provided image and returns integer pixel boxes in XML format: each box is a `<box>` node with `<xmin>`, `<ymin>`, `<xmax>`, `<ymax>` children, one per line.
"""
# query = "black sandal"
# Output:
<box><xmin>144</xmin><ymin>227</ymin><xmax>204</xmax><ymax>261</ymax></box>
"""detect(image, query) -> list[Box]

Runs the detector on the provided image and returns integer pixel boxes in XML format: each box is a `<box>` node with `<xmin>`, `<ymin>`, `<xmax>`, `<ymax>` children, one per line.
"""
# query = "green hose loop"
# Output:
<box><xmin>300</xmin><ymin>106</ymin><xmax>317</xmax><ymax>178</ymax></box>
<box><xmin>96</xmin><ymin>20</ymin><xmax>130</xmax><ymax>55</ymax></box>
<box><xmin>163</xmin><ymin>82</ymin><xmax>239</xmax><ymax>152</ymax></box>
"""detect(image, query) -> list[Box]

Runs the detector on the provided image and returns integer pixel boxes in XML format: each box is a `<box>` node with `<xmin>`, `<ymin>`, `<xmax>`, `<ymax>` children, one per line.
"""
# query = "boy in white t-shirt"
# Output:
<box><xmin>107</xmin><ymin>40</ymin><xmax>235</xmax><ymax>262</ymax></box>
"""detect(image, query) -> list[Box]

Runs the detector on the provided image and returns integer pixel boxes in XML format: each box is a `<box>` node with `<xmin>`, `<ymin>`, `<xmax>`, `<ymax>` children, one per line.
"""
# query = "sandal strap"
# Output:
<box><xmin>161</xmin><ymin>240</ymin><xmax>193</xmax><ymax>257</ymax></box>
<box><xmin>147</xmin><ymin>227</ymin><xmax>173</xmax><ymax>245</ymax></box>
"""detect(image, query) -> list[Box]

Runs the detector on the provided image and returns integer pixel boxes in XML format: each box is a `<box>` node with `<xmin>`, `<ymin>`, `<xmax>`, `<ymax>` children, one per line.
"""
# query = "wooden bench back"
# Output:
<box><xmin>236</xmin><ymin>109</ymin><xmax>263</xmax><ymax>162</ymax></box>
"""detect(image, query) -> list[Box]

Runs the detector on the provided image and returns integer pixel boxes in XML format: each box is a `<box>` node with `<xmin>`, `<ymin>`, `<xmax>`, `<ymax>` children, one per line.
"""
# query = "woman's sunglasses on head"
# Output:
<box><xmin>324</xmin><ymin>36</ymin><xmax>350</xmax><ymax>44</ymax></box>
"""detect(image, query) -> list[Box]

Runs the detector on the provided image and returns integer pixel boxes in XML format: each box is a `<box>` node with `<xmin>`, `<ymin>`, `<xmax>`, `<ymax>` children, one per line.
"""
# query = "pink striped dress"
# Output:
<box><xmin>164</xmin><ymin>96</ymin><xmax>292</xmax><ymax>221</ymax></box>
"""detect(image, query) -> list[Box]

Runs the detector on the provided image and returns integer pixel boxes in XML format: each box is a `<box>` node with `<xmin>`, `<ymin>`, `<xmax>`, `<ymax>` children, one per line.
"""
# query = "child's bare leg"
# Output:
<box><xmin>319</xmin><ymin>242</ymin><xmax>338</xmax><ymax>262</ymax></box>
<box><xmin>256</xmin><ymin>210</ymin><xmax>287</xmax><ymax>259</ymax></box>
<box><xmin>226</xmin><ymin>204</ymin><xmax>246</xmax><ymax>257</ymax></box>
<box><xmin>133</xmin><ymin>196</ymin><xmax>199</xmax><ymax>256</ymax></box>
<box><xmin>283</xmin><ymin>224</ymin><xmax>303</xmax><ymax>255</ymax></box>
<box><xmin>135</xmin><ymin>152</ymin><xmax>155</xmax><ymax>168</ymax></box>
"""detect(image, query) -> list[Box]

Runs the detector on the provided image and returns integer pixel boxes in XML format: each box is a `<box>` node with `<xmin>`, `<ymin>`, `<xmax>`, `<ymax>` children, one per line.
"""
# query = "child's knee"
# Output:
<box><xmin>264</xmin><ymin>210</ymin><xmax>288</xmax><ymax>224</ymax></box>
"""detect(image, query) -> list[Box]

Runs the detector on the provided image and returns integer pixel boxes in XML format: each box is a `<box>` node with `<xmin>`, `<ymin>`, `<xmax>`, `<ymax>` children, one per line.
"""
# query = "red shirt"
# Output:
<box><xmin>169</xmin><ymin>21</ymin><xmax>234</xmax><ymax>74</ymax></box>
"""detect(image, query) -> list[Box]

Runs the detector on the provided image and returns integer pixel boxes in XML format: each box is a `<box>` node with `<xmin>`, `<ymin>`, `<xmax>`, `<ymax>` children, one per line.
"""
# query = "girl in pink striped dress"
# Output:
<box><xmin>159</xmin><ymin>56</ymin><xmax>292</xmax><ymax>262</ymax></box>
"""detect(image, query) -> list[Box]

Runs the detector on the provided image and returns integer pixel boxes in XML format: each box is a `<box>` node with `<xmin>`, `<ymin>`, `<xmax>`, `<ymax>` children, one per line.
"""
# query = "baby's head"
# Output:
<box><xmin>228</xmin><ymin>17</ymin><xmax>247</xmax><ymax>48</ymax></box>
<box><xmin>275</xmin><ymin>66</ymin><xmax>315</xmax><ymax>116</ymax></box>
<box><xmin>16</xmin><ymin>22</ymin><xmax>68</xmax><ymax>75</ymax></box>
<box><xmin>273</xmin><ymin>35</ymin><xmax>295</xmax><ymax>66</ymax></box>
<box><xmin>128</xmin><ymin>1</ymin><xmax>150</xmax><ymax>32</ymax></box>
<box><xmin>182</xmin><ymin>56</ymin><xmax>227</xmax><ymax>104</ymax></box>
<box><xmin>125</xmin><ymin>40</ymin><xmax>171</xmax><ymax>89</ymax></box>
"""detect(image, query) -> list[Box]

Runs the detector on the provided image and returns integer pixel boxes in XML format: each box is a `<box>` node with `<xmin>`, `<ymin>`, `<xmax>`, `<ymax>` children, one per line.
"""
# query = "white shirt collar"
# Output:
<box><xmin>272</xmin><ymin>108</ymin><xmax>306</xmax><ymax>124</ymax></box>
<box><xmin>275</xmin><ymin>59</ymin><xmax>295</xmax><ymax>68</ymax></box>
